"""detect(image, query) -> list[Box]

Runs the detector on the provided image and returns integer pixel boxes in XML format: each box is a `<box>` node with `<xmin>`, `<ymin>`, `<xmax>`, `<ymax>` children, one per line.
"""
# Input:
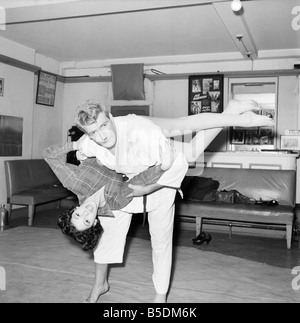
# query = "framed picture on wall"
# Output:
<box><xmin>232</xmin><ymin>129</ymin><xmax>245</xmax><ymax>144</ymax></box>
<box><xmin>36</xmin><ymin>71</ymin><xmax>57</xmax><ymax>107</ymax></box>
<box><xmin>0</xmin><ymin>78</ymin><xmax>4</xmax><ymax>96</ymax></box>
<box><xmin>188</xmin><ymin>74</ymin><xmax>224</xmax><ymax>115</ymax></box>
<box><xmin>245</xmin><ymin>128</ymin><xmax>259</xmax><ymax>145</ymax></box>
<box><xmin>259</xmin><ymin>127</ymin><xmax>274</xmax><ymax>145</ymax></box>
<box><xmin>281</xmin><ymin>135</ymin><xmax>300</xmax><ymax>150</ymax></box>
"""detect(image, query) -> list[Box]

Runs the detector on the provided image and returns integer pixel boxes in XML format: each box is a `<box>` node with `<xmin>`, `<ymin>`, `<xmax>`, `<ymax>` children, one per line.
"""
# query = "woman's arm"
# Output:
<box><xmin>125</xmin><ymin>182</ymin><xmax>163</xmax><ymax>198</ymax></box>
<box><xmin>43</xmin><ymin>143</ymin><xmax>82</xmax><ymax>190</ymax></box>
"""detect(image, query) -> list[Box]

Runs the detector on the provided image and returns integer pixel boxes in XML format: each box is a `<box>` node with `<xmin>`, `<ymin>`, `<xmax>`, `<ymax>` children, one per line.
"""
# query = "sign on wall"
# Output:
<box><xmin>36</xmin><ymin>71</ymin><xmax>57</xmax><ymax>107</ymax></box>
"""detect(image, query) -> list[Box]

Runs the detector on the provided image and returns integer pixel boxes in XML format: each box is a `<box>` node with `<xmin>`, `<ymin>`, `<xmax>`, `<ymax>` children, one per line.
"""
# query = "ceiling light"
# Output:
<box><xmin>231</xmin><ymin>0</ymin><xmax>243</xmax><ymax>12</ymax></box>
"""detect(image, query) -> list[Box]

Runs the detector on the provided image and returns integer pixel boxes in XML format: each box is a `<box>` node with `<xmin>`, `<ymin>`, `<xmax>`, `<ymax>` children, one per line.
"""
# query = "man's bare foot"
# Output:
<box><xmin>84</xmin><ymin>283</ymin><xmax>110</xmax><ymax>303</ymax></box>
<box><xmin>224</xmin><ymin>99</ymin><xmax>262</xmax><ymax>115</ymax></box>
<box><xmin>239</xmin><ymin>111</ymin><xmax>274</xmax><ymax>128</ymax></box>
<box><xmin>153</xmin><ymin>293</ymin><xmax>167</xmax><ymax>303</ymax></box>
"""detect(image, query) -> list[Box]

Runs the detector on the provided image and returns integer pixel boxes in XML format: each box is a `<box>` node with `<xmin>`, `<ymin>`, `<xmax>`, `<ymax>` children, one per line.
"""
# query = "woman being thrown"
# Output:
<box><xmin>46</xmin><ymin>99</ymin><xmax>273</xmax><ymax>251</ymax></box>
<box><xmin>44</xmin><ymin>141</ymin><xmax>175</xmax><ymax>251</ymax></box>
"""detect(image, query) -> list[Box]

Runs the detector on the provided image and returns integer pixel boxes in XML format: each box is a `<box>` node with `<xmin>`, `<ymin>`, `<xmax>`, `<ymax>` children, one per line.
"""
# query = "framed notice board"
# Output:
<box><xmin>36</xmin><ymin>71</ymin><xmax>57</xmax><ymax>107</ymax></box>
<box><xmin>188</xmin><ymin>74</ymin><xmax>224</xmax><ymax>115</ymax></box>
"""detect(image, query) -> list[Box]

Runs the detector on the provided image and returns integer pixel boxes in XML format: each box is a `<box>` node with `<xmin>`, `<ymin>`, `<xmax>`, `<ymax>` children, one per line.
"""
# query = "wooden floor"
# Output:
<box><xmin>7</xmin><ymin>202</ymin><xmax>300</xmax><ymax>271</ymax></box>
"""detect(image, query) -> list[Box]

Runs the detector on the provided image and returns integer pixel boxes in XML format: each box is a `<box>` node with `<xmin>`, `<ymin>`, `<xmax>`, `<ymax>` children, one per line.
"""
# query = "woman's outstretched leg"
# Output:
<box><xmin>172</xmin><ymin>129</ymin><xmax>219</xmax><ymax>164</ymax></box>
<box><xmin>148</xmin><ymin>100</ymin><xmax>264</xmax><ymax>135</ymax></box>
<box><xmin>152</xmin><ymin>100</ymin><xmax>273</xmax><ymax>164</ymax></box>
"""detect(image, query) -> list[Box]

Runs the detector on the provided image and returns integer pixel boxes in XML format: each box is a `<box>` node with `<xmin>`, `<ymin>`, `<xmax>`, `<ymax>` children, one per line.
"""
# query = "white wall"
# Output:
<box><xmin>152</xmin><ymin>79</ymin><xmax>188</xmax><ymax>118</ymax></box>
<box><xmin>277</xmin><ymin>76</ymin><xmax>299</xmax><ymax>137</ymax></box>
<box><xmin>62</xmin><ymin>82</ymin><xmax>109</xmax><ymax>142</ymax></box>
<box><xmin>0</xmin><ymin>63</ymin><xmax>35</xmax><ymax>205</ymax></box>
<box><xmin>32</xmin><ymin>79</ymin><xmax>65</xmax><ymax>158</ymax></box>
<box><xmin>0</xmin><ymin>37</ymin><xmax>64</xmax><ymax>205</ymax></box>
<box><xmin>0</xmin><ymin>37</ymin><xmax>35</xmax><ymax>65</ymax></box>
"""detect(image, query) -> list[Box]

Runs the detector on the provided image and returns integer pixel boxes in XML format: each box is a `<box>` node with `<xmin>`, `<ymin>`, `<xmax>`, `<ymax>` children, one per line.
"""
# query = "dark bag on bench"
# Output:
<box><xmin>216</xmin><ymin>189</ymin><xmax>271</xmax><ymax>205</ymax></box>
<box><xmin>215</xmin><ymin>189</ymin><xmax>254</xmax><ymax>204</ymax></box>
<box><xmin>215</xmin><ymin>190</ymin><xmax>236</xmax><ymax>203</ymax></box>
<box><xmin>185</xmin><ymin>177</ymin><xmax>220</xmax><ymax>203</ymax></box>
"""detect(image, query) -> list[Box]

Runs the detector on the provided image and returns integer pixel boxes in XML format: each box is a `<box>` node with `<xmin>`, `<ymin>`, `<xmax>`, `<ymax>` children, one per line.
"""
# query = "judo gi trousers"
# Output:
<box><xmin>93</xmin><ymin>187</ymin><xmax>177</xmax><ymax>295</ymax></box>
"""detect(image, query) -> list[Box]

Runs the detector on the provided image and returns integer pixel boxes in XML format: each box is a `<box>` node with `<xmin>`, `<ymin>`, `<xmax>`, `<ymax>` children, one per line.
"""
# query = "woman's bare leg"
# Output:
<box><xmin>161</xmin><ymin>100</ymin><xmax>273</xmax><ymax>163</ymax></box>
<box><xmin>148</xmin><ymin>100</ymin><xmax>263</xmax><ymax>135</ymax></box>
<box><xmin>172</xmin><ymin>129</ymin><xmax>220</xmax><ymax>163</ymax></box>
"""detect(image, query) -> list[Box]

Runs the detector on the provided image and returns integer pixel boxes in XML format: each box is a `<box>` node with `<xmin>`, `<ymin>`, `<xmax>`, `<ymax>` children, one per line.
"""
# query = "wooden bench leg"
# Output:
<box><xmin>6</xmin><ymin>203</ymin><xmax>12</xmax><ymax>224</ymax></box>
<box><xmin>28</xmin><ymin>205</ymin><xmax>35</xmax><ymax>227</ymax></box>
<box><xmin>286</xmin><ymin>224</ymin><xmax>292</xmax><ymax>250</ymax></box>
<box><xmin>196</xmin><ymin>217</ymin><xmax>203</xmax><ymax>236</ymax></box>
<box><xmin>142</xmin><ymin>212</ymin><xmax>147</xmax><ymax>227</ymax></box>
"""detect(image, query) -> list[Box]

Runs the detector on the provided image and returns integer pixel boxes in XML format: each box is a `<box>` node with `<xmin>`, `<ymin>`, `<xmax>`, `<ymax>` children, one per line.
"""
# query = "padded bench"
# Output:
<box><xmin>5</xmin><ymin>159</ymin><xmax>76</xmax><ymax>226</ymax></box>
<box><xmin>176</xmin><ymin>167</ymin><xmax>296</xmax><ymax>249</ymax></box>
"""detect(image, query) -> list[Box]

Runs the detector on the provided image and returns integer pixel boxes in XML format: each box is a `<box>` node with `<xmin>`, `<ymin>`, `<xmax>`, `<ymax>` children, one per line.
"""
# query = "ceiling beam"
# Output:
<box><xmin>4</xmin><ymin>0</ymin><xmax>231</xmax><ymax>26</ymax></box>
<box><xmin>213</xmin><ymin>1</ymin><xmax>258</xmax><ymax>60</ymax></box>
<box><xmin>0</xmin><ymin>0</ymin><xmax>81</xmax><ymax>9</ymax></box>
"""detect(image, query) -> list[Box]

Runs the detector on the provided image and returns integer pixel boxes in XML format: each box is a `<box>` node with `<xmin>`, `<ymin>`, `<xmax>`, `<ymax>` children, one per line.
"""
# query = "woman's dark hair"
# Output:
<box><xmin>57</xmin><ymin>208</ymin><xmax>103</xmax><ymax>251</ymax></box>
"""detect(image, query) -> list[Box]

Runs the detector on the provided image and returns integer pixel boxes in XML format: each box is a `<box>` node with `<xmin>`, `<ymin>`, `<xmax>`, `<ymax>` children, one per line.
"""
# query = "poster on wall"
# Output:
<box><xmin>188</xmin><ymin>74</ymin><xmax>224</xmax><ymax>115</ymax></box>
<box><xmin>0</xmin><ymin>115</ymin><xmax>23</xmax><ymax>156</ymax></box>
<box><xmin>36</xmin><ymin>71</ymin><xmax>57</xmax><ymax>107</ymax></box>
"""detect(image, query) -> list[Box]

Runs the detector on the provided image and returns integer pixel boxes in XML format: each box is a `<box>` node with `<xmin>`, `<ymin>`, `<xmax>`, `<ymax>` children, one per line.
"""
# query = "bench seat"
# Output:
<box><xmin>5</xmin><ymin>159</ymin><xmax>76</xmax><ymax>226</ymax></box>
<box><xmin>176</xmin><ymin>167</ymin><xmax>296</xmax><ymax>249</ymax></box>
<box><xmin>10</xmin><ymin>184</ymin><xmax>72</xmax><ymax>205</ymax></box>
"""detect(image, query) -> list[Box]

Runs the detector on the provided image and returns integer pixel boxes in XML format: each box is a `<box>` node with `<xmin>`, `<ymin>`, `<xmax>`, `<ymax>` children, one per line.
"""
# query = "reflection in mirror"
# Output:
<box><xmin>229</xmin><ymin>78</ymin><xmax>277</xmax><ymax>152</ymax></box>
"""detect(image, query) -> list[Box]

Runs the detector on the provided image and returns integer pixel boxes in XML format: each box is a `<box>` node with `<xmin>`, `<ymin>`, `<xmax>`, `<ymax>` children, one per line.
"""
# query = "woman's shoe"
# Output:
<box><xmin>205</xmin><ymin>233</ymin><xmax>212</xmax><ymax>245</ymax></box>
<box><xmin>192</xmin><ymin>232</ymin><xmax>212</xmax><ymax>246</ymax></box>
<box><xmin>192</xmin><ymin>232</ymin><xmax>205</xmax><ymax>242</ymax></box>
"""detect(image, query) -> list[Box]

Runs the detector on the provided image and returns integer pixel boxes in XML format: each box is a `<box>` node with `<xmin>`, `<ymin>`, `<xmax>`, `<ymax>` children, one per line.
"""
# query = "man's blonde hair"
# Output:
<box><xmin>74</xmin><ymin>100</ymin><xmax>110</xmax><ymax>132</ymax></box>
